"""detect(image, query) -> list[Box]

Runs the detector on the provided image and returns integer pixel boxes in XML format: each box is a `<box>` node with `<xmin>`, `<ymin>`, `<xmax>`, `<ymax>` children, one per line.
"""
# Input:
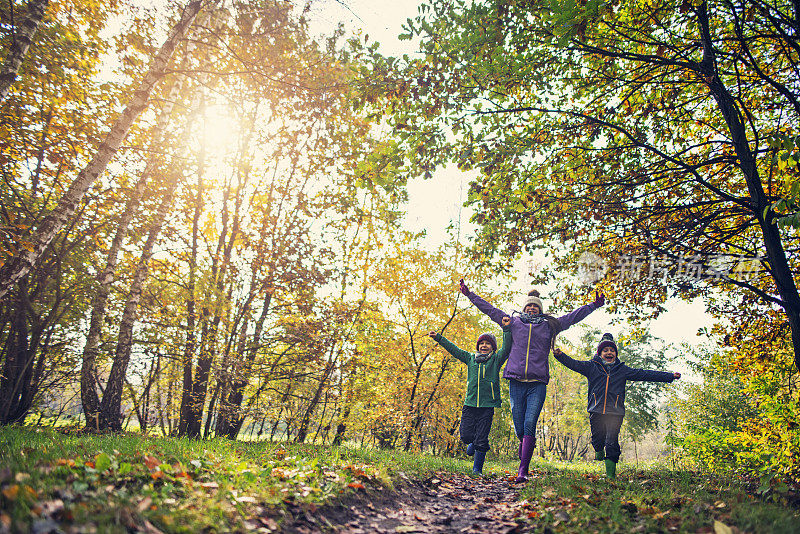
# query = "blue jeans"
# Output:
<box><xmin>509</xmin><ymin>380</ymin><xmax>547</xmax><ymax>440</ymax></box>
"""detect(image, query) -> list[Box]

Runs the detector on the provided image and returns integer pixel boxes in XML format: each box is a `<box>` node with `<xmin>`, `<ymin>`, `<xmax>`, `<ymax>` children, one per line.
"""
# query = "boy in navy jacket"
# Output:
<box><xmin>553</xmin><ymin>333</ymin><xmax>680</xmax><ymax>478</ymax></box>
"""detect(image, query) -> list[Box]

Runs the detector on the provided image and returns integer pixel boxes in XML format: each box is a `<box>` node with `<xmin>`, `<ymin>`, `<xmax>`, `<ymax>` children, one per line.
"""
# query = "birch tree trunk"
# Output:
<box><xmin>177</xmin><ymin>147</ymin><xmax>203</xmax><ymax>436</ymax></box>
<box><xmin>184</xmin><ymin>160</ymin><xmax>240</xmax><ymax>437</ymax></box>
<box><xmin>81</xmin><ymin>73</ymin><xmax>190</xmax><ymax>430</ymax></box>
<box><xmin>0</xmin><ymin>0</ymin><xmax>208</xmax><ymax>299</ymax></box>
<box><xmin>96</xmin><ymin>183</ymin><xmax>179</xmax><ymax>431</ymax></box>
<box><xmin>0</xmin><ymin>0</ymin><xmax>50</xmax><ymax>102</ymax></box>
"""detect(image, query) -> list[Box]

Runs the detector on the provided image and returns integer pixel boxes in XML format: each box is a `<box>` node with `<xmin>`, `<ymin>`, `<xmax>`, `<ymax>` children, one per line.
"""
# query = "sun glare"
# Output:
<box><xmin>202</xmin><ymin>105</ymin><xmax>242</xmax><ymax>158</ymax></box>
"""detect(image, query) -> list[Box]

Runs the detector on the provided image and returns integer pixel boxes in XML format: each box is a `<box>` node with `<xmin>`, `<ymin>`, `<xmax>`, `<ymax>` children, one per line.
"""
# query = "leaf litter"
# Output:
<box><xmin>281</xmin><ymin>471</ymin><xmax>528</xmax><ymax>533</ymax></box>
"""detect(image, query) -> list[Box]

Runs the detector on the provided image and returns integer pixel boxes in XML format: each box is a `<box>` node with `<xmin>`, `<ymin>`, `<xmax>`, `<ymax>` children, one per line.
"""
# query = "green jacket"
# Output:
<box><xmin>433</xmin><ymin>327</ymin><xmax>512</xmax><ymax>408</ymax></box>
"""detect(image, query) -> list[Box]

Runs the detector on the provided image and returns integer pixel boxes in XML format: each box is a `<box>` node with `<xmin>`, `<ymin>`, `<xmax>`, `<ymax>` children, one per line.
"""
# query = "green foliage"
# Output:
<box><xmin>768</xmin><ymin>133</ymin><xmax>800</xmax><ymax>230</ymax></box>
<box><xmin>673</xmin><ymin>341</ymin><xmax>800</xmax><ymax>495</ymax></box>
<box><xmin>371</xmin><ymin>0</ymin><xmax>800</xmax><ymax>338</ymax></box>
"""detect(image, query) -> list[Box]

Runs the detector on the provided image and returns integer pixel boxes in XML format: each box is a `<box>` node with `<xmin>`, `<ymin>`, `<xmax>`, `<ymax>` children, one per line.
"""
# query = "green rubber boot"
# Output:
<box><xmin>604</xmin><ymin>459</ymin><xmax>617</xmax><ymax>479</ymax></box>
<box><xmin>594</xmin><ymin>450</ymin><xmax>605</xmax><ymax>460</ymax></box>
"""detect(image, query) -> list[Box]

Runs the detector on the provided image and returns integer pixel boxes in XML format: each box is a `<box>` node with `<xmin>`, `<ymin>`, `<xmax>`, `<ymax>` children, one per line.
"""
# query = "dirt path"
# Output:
<box><xmin>282</xmin><ymin>471</ymin><xmax>528</xmax><ymax>533</ymax></box>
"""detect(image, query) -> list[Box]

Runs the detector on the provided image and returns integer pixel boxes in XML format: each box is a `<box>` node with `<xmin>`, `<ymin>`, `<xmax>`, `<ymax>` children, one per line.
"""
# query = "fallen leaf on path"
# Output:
<box><xmin>95</xmin><ymin>452</ymin><xmax>111</xmax><ymax>472</ymax></box>
<box><xmin>554</xmin><ymin>510</ymin><xmax>570</xmax><ymax>522</ymax></box>
<box><xmin>259</xmin><ymin>517</ymin><xmax>279</xmax><ymax>530</ymax></box>
<box><xmin>142</xmin><ymin>519</ymin><xmax>164</xmax><ymax>533</ymax></box>
<box><xmin>395</xmin><ymin>524</ymin><xmax>422</xmax><ymax>532</ymax></box>
<box><xmin>37</xmin><ymin>499</ymin><xmax>64</xmax><ymax>518</ymax></box>
<box><xmin>714</xmin><ymin>520</ymin><xmax>733</xmax><ymax>534</ymax></box>
<box><xmin>1</xmin><ymin>485</ymin><xmax>19</xmax><ymax>500</ymax></box>
<box><xmin>137</xmin><ymin>497</ymin><xmax>152</xmax><ymax>512</ymax></box>
<box><xmin>143</xmin><ymin>455</ymin><xmax>160</xmax><ymax>471</ymax></box>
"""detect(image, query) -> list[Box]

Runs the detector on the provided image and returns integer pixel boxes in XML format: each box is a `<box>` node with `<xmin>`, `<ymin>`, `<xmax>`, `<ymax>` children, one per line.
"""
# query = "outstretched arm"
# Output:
<box><xmin>625</xmin><ymin>367</ymin><xmax>678</xmax><ymax>383</ymax></box>
<box><xmin>429</xmin><ymin>331</ymin><xmax>471</xmax><ymax>364</ymax></box>
<box><xmin>460</xmin><ymin>278</ymin><xmax>507</xmax><ymax>326</ymax></box>
<box><xmin>552</xmin><ymin>347</ymin><xmax>591</xmax><ymax>376</ymax></box>
<box><xmin>497</xmin><ymin>316</ymin><xmax>512</xmax><ymax>365</ymax></box>
<box><xmin>557</xmin><ymin>291</ymin><xmax>605</xmax><ymax>331</ymax></box>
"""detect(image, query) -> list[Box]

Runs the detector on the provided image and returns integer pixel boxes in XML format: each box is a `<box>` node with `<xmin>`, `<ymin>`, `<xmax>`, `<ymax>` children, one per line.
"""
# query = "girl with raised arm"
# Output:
<box><xmin>459</xmin><ymin>279</ymin><xmax>604</xmax><ymax>482</ymax></box>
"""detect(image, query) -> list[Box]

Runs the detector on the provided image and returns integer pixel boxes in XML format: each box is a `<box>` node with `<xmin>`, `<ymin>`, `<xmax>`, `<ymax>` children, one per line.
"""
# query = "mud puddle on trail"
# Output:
<box><xmin>282</xmin><ymin>471</ymin><xmax>529</xmax><ymax>533</ymax></box>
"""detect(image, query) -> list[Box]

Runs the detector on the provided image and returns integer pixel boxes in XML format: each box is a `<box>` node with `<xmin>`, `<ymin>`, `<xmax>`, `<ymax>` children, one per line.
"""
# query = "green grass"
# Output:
<box><xmin>0</xmin><ymin>427</ymin><xmax>368</xmax><ymax>532</ymax></box>
<box><xmin>518</xmin><ymin>458</ymin><xmax>800</xmax><ymax>533</ymax></box>
<box><xmin>0</xmin><ymin>427</ymin><xmax>797</xmax><ymax>533</ymax></box>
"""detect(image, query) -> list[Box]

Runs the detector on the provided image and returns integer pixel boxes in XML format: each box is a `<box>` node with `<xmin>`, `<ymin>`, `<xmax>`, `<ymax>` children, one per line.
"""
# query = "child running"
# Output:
<box><xmin>428</xmin><ymin>316</ymin><xmax>512</xmax><ymax>476</ymax></box>
<box><xmin>459</xmin><ymin>279</ymin><xmax>604</xmax><ymax>482</ymax></box>
<box><xmin>553</xmin><ymin>333</ymin><xmax>681</xmax><ymax>479</ymax></box>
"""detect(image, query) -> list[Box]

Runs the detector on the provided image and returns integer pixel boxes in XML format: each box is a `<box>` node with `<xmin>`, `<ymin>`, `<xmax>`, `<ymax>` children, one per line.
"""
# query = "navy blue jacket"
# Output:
<box><xmin>553</xmin><ymin>351</ymin><xmax>675</xmax><ymax>416</ymax></box>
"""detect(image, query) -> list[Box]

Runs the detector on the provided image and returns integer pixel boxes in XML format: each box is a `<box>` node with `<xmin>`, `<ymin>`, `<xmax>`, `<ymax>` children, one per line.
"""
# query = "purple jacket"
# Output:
<box><xmin>466</xmin><ymin>292</ymin><xmax>600</xmax><ymax>383</ymax></box>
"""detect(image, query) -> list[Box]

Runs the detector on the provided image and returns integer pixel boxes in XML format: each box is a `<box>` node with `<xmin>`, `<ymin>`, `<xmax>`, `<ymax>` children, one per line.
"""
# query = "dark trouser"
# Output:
<box><xmin>460</xmin><ymin>405</ymin><xmax>494</xmax><ymax>452</ymax></box>
<box><xmin>589</xmin><ymin>412</ymin><xmax>624</xmax><ymax>462</ymax></box>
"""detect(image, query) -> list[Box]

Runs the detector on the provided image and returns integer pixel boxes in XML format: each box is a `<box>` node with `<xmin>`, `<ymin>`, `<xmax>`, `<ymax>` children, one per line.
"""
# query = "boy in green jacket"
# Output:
<box><xmin>429</xmin><ymin>316</ymin><xmax>512</xmax><ymax>475</ymax></box>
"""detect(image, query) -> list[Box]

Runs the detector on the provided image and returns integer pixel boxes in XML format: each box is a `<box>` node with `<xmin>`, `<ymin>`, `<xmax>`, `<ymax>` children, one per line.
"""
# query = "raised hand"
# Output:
<box><xmin>553</xmin><ymin>347</ymin><xmax>564</xmax><ymax>356</ymax></box>
<box><xmin>428</xmin><ymin>331</ymin><xmax>438</xmax><ymax>338</ymax></box>
<box><xmin>673</xmin><ymin>372</ymin><xmax>681</xmax><ymax>379</ymax></box>
<box><xmin>593</xmin><ymin>291</ymin><xmax>606</xmax><ymax>307</ymax></box>
<box><xmin>459</xmin><ymin>278</ymin><xmax>470</xmax><ymax>296</ymax></box>
<box><xmin>502</xmin><ymin>316</ymin><xmax>511</xmax><ymax>326</ymax></box>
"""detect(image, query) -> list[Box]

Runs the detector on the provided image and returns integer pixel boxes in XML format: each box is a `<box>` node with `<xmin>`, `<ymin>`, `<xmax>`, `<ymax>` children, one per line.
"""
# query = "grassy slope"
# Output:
<box><xmin>0</xmin><ymin>427</ymin><xmax>796</xmax><ymax>533</ymax></box>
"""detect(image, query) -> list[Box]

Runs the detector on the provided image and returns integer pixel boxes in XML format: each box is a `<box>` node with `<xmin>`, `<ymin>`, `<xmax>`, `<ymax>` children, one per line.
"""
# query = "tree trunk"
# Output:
<box><xmin>97</xmin><ymin>186</ymin><xmax>178</xmax><ymax>431</ymax></box>
<box><xmin>0</xmin><ymin>290</ymin><xmax>30</xmax><ymax>423</ymax></box>
<box><xmin>696</xmin><ymin>3</ymin><xmax>800</xmax><ymax>371</ymax></box>
<box><xmin>0</xmin><ymin>0</ymin><xmax>208</xmax><ymax>299</ymax></box>
<box><xmin>185</xmin><ymin>171</ymin><xmax>239</xmax><ymax>437</ymax></box>
<box><xmin>81</xmin><ymin>73</ymin><xmax>189</xmax><ymax>430</ymax></box>
<box><xmin>0</xmin><ymin>278</ymin><xmax>47</xmax><ymax>424</ymax></box>
<box><xmin>177</xmin><ymin>142</ymin><xmax>204</xmax><ymax>437</ymax></box>
<box><xmin>296</xmin><ymin>354</ymin><xmax>336</xmax><ymax>443</ymax></box>
<box><xmin>0</xmin><ymin>0</ymin><xmax>50</xmax><ymax>102</ymax></box>
<box><xmin>331</xmin><ymin>405</ymin><xmax>350</xmax><ymax>446</ymax></box>
<box><xmin>216</xmin><ymin>290</ymin><xmax>273</xmax><ymax>439</ymax></box>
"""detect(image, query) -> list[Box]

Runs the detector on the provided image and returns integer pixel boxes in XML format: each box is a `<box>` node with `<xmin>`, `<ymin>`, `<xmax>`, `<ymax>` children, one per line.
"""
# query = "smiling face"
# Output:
<box><xmin>523</xmin><ymin>303</ymin><xmax>541</xmax><ymax>315</ymax></box>
<box><xmin>477</xmin><ymin>340</ymin><xmax>493</xmax><ymax>354</ymax></box>
<box><xmin>600</xmin><ymin>346</ymin><xmax>617</xmax><ymax>363</ymax></box>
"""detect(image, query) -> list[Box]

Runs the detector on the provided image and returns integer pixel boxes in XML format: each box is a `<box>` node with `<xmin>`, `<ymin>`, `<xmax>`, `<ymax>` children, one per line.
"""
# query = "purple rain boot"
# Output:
<box><xmin>515</xmin><ymin>435</ymin><xmax>535</xmax><ymax>483</ymax></box>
